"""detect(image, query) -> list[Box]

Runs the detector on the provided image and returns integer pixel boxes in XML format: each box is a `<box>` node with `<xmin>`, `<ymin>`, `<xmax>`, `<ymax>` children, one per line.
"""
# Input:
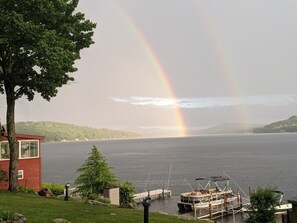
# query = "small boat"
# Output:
<box><xmin>177</xmin><ymin>176</ymin><xmax>239</xmax><ymax>213</ymax></box>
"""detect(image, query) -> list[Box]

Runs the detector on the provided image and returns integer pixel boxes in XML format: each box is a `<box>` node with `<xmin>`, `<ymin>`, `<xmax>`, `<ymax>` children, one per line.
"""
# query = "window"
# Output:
<box><xmin>0</xmin><ymin>141</ymin><xmax>9</xmax><ymax>160</ymax></box>
<box><xmin>18</xmin><ymin>170</ymin><xmax>24</xmax><ymax>179</ymax></box>
<box><xmin>20</xmin><ymin>141</ymin><xmax>38</xmax><ymax>158</ymax></box>
<box><xmin>0</xmin><ymin>140</ymin><xmax>39</xmax><ymax>160</ymax></box>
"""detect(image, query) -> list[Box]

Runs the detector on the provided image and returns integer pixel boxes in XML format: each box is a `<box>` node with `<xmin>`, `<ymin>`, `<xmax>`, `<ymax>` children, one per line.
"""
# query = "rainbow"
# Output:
<box><xmin>113</xmin><ymin>2</ymin><xmax>188</xmax><ymax>137</ymax></box>
<box><xmin>192</xmin><ymin>2</ymin><xmax>249</xmax><ymax>124</ymax></box>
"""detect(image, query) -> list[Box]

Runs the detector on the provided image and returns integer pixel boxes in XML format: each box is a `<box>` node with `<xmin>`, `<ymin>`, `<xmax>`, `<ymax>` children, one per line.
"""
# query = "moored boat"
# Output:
<box><xmin>177</xmin><ymin>176</ymin><xmax>239</xmax><ymax>213</ymax></box>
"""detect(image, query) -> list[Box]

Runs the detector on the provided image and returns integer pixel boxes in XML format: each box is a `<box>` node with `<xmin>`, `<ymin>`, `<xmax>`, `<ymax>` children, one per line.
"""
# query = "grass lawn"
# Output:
<box><xmin>0</xmin><ymin>191</ymin><xmax>205</xmax><ymax>223</ymax></box>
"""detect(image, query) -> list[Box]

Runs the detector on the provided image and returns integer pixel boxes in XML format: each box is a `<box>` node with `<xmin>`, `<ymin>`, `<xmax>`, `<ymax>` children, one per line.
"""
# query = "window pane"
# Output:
<box><xmin>30</xmin><ymin>141</ymin><xmax>38</xmax><ymax>157</ymax></box>
<box><xmin>20</xmin><ymin>141</ymin><xmax>38</xmax><ymax>158</ymax></box>
<box><xmin>18</xmin><ymin>170</ymin><xmax>24</xmax><ymax>179</ymax></box>
<box><xmin>21</xmin><ymin>141</ymin><xmax>30</xmax><ymax>158</ymax></box>
<box><xmin>0</xmin><ymin>142</ymin><xmax>9</xmax><ymax>159</ymax></box>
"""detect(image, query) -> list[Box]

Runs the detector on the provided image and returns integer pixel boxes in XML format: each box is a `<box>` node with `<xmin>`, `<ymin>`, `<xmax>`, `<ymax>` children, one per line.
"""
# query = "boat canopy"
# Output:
<box><xmin>195</xmin><ymin>176</ymin><xmax>229</xmax><ymax>182</ymax></box>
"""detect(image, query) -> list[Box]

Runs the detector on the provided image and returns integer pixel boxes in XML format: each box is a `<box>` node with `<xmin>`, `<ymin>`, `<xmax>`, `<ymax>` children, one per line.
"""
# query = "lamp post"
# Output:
<box><xmin>142</xmin><ymin>195</ymin><xmax>151</xmax><ymax>223</ymax></box>
<box><xmin>64</xmin><ymin>183</ymin><xmax>70</xmax><ymax>201</ymax></box>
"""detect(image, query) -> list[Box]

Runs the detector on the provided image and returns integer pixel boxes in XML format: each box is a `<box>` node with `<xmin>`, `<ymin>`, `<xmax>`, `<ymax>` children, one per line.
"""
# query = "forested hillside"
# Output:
<box><xmin>253</xmin><ymin>116</ymin><xmax>297</xmax><ymax>133</ymax></box>
<box><xmin>12</xmin><ymin>121</ymin><xmax>142</xmax><ymax>142</ymax></box>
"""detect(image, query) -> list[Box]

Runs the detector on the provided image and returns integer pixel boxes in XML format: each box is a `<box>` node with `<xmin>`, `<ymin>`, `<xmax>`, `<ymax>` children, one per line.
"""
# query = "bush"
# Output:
<box><xmin>19</xmin><ymin>186</ymin><xmax>36</xmax><ymax>194</ymax></box>
<box><xmin>42</xmin><ymin>183</ymin><xmax>64</xmax><ymax>196</ymax></box>
<box><xmin>0</xmin><ymin>209</ymin><xmax>15</xmax><ymax>221</ymax></box>
<box><xmin>0</xmin><ymin>165</ymin><xmax>7</xmax><ymax>183</ymax></box>
<box><xmin>246</xmin><ymin>187</ymin><xmax>280</xmax><ymax>223</ymax></box>
<box><xmin>120</xmin><ymin>181</ymin><xmax>136</xmax><ymax>208</ymax></box>
<box><xmin>97</xmin><ymin>195</ymin><xmax>111</xmax><ymax>204</ymax></box>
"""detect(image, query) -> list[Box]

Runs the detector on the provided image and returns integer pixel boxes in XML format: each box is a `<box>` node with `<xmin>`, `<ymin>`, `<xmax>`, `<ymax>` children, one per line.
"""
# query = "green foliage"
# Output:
<box><xmin>97</xmin><ymin>195</ymin><xmax>111</xmax><ymax>204</ymax></box>
<box><xmin>75</xmin><ymin>146</ymin><xmax>118</xmax><ymax>198</ymax></box>
<box><xmin>42</xmin><ymin>183</ymin><xmax>64</xmax><ymax>196</ymax></box>
<box><xmin>254</xmin><ymin>115</ymin><xmax>297</xmax><ymax>133</ymax></box>
<box><xmin>12</xmin><ymin>121</ymin><xmax>142</xmax><ymax>142</ymax></box>
<box><xmin>120</xmin><ymin>181</ymin><xmax>136</xmax><ymax>208</ymax></box>
<box><xmin>0</xmin><ymin>0</ymin><xmax>96</xmax><ymax>101</ymax></box>
<box><xmin>0</xmin><ymin>209</ymin><xmax>15</xmax><ymax>221</ymax></box>
<box><xmin>0</xmin><ymin>0</ymin><xmax>96</xmax><ymax>192</ymax></box>
<box><xmin>246</xmin><ymin>187</ymin><xmax>280</xmax><ymax>223</ymax></box>
<box><xmin>87</xmin><ymin>194</ymin><xmax>111</xmax><ymax>204</ymax></box>
<box><xmin>18</xmin><ymin>186</ymin><xmax>36</xmax><ymax>194</ymax></box>
<box><xmin>0</xmin><ymin>165</ymin><xmax>7</xmax><ymax>183</ymax></box>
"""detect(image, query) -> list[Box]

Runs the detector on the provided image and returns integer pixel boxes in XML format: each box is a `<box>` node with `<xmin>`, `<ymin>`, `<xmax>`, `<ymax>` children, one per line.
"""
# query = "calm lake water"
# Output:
<box><xmin>41</xmin><ymin>133</ymin><xmax>297</xmax><ymax>222</ymax></box>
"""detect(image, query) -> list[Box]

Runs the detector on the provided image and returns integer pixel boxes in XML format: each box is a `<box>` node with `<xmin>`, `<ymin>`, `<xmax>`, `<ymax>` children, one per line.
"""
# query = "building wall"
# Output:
<box><xmin>103</xmin><ymin>187</ymin><xmax>120</xmax><ymax>205</ymax></box>
<box><xmin>0</xmin><ymin>157</ymin><xmax>41</xmax><ymax>191</ymax></box>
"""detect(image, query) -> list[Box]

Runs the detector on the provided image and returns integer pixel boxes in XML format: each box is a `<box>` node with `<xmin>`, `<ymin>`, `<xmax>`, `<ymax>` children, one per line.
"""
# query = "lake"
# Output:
<box><xmin>41</xmin><ymin>133</ymin><xmax>297</xmax><ymax>221</ymax></box>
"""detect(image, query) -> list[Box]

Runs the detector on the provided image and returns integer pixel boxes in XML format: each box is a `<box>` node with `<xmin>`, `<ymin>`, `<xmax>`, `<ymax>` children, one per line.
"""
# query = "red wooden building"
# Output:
<box><xmin>0</xmin><ymin>133</ymin><xmax>44</xmax><ymax>191</ymax></box>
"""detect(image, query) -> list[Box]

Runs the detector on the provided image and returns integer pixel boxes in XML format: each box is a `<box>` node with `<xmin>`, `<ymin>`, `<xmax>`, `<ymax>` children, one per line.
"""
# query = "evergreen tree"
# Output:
<box><xmin>246</xmin><ymin>187</ymin><xmax>280</xmax><ymax>223</ymax></box>
<box><xmin>75</xmin><ymin>146</ymin><xmax>118</xmax><ymax>198</ymax></box>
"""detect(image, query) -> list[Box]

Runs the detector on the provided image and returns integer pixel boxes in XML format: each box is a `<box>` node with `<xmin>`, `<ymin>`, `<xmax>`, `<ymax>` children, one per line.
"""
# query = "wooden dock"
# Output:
<box><xmin>133</xmin><ymin>189</ymin><xmax>172</xmax><ymax>203</ymax></box>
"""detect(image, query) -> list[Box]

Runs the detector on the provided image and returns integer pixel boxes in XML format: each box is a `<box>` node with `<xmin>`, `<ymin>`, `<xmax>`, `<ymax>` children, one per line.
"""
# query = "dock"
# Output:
<box><xmin>133</xmin><ymin>189</ymin><xmax>172</xmax><ymax>203</ymax></box>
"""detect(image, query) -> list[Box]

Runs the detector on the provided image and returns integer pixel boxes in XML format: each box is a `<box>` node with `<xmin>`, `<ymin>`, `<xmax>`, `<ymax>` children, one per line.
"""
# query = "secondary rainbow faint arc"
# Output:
<box><xmin>193</xmin><ymin>1</ymin><xmax>249</xmax><ymax>124</ymax></box>
<box><xmin>113</xmin><ymin>2</ymin><xmax>188</xmax><ymax>137</ymax></box>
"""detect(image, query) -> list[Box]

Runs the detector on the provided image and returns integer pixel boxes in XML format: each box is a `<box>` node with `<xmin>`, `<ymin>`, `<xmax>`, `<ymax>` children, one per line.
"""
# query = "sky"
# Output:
<box><xmin>1</xmin><ymin>0</ymin><xmax>297</xmax><ymax>137</ymax></box>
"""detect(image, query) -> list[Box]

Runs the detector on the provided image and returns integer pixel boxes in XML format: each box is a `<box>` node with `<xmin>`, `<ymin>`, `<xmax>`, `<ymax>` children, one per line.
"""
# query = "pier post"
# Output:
<box><xmin>224</xmin><ymin>194</ymin><xmax>227</xmax><ymax>211</ymax></box>
<box><xmin>209</xmin><ymin>202</ymin><xmax>212</xmax><ymax>220</ymax></box>
<box><xmin>192</xmin><ymin>201</ymin><xmax>196</xmax><ymax>220</ymax></box>
<box><xmin>193</xmin><ymin>206</ymin><xmax>197</xmax><ymax>220</ymax></box>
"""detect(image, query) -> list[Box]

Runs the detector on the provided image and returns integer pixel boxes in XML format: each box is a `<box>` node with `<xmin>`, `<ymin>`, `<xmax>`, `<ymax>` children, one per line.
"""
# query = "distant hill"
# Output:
<box><xmin>200</xmin><ymin>123</ymin><xmax>257</xmax><ymax>135</ymax></box>
<box><xmin>253</xmin><ymin>115</ymin><xmax>297</xmax><ymax>133</ymax></box>
<box><xmin>195</xmin><ymin>123</ymin><xmax>262</xmax><ymax>135</ymax></box>
<box><xmin>11</xmin><ymin>121</ymin><xmax>142</xmax><ymax>142</ymax></box>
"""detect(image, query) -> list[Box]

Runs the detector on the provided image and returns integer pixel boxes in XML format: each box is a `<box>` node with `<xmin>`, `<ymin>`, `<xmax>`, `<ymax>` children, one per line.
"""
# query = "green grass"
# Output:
<box><xmin>0</xmin><ymin>191</ymin><xmax>203</xmax><ymax>223</ymax></box>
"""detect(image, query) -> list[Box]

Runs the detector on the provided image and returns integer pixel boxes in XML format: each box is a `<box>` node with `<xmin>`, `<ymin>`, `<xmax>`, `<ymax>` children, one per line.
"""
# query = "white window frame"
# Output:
<box><xmin>0</xmin><ymin>141</ymin><xmax>10</xmax><ymax>160</ymax></box>
<box><xmin>19</xmin><ymin>140</ymin><xmax>39</xmax><ymax>159</ymax></box>
<box><xmin>0</xmin><ymin>140</ymin><xmax>39</xmax><ymax>160</ymax></box>
<box><xmin>18</xmin><ymin>170</ymin><xmax>24</xmax><ymax>180</ymax></box>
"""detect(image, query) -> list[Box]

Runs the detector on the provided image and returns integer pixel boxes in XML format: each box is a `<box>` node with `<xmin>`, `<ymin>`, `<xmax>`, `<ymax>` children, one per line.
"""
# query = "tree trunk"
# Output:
<box><xmin>5</xmin><ymin>83</ymin><xmax>18</xmax><ymax>192</ymax></box>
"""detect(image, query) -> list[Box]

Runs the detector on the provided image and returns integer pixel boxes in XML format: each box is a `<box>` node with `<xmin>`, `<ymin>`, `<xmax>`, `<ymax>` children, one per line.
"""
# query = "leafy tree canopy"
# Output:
<box><xmin>0</xmin><ymin>0</ymin><xmax>96</xmax><ymax>100</ymax></box>
<box><xmin>246</xmin><ymin>187</ymin><xmax>280</xmax><ymax>223</ymax></box>
<box><xmin>0</xmin><ymin>0</ymin><xmax>96</xmax><ymax>192</ymax></box>
<box><xmin>75</xmin><ymin>146</ymin><xmax>118</xmax><ymax>198</ymax></box>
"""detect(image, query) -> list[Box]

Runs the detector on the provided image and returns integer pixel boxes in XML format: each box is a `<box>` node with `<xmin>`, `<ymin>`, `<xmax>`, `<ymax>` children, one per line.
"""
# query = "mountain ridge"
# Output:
<box><xmin>10</xmin><ymin>121</ymin><xmax>142</xmax><ymax>142</ymax></box>
<box><xmin>253</xmin><ymin>115</ymin><xmax>297</xmax><ymax>133</ymax></box>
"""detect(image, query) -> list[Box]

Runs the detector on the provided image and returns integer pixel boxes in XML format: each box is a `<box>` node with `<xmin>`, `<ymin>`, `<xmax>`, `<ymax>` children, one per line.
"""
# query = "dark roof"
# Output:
<box><xmin>1</xmin><ymin>133</ymin><xmax>44</xmax><ymax>141</ymax></box>
<box><xmin>196</xmin><ymin>176</ymin><xmax>229</xmax><ymax>182</ymax></box>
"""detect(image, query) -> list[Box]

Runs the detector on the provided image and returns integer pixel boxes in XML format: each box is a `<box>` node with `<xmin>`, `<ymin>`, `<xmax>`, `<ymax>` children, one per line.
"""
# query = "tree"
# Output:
<box><xmin>0</xmin><ymin>0</ymin><xmax>96</xmax><ymax>192</ymax></box>
<box><xmin>75</xmin><ymin>146</ymin><xmax>118</xmax><ymax>198</ymax></box>
<box><xmin>120</xmin><ymin>181</ymin><xmax>136</xmax><ymax>208</ymax></box>
<box><xmin>246</xmin><ymin>187</ymin><xmax>280</xmax><ymax>223</ymax></box>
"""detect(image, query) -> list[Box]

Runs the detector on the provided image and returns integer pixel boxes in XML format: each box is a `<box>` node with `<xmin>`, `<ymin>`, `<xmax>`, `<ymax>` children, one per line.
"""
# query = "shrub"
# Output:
<box><xmin>97</xmin><ymin>195</ymin><xmax>111</xmax><ymax>204</ymax></box>
<box><xmin>0</xmin><ymin>209</ymin><xmax>15</xmax><ymax>221</ymax></box>
<box><xmin>0</xmin><ymin>165</ymin><xmax>7</xmax><ymax>183</ymax></box>
<box><xmin>120</xmin><ymin>181</ymin><xmax>136</xmax><ymax>208</ymax></box>
<box><xmin>19</xmin><ymin>186</ymin><xmax>36</xmax><ymax>194</ymax></box>
<box><xmin>246</xmin><ymin>187</ymin><xmax>280</xmax><ymax>223</ymax></box>
<box><xmin>42</xmin><ymin>183</ymin><xmax>64</xmax><ymax>196</ymax></box>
